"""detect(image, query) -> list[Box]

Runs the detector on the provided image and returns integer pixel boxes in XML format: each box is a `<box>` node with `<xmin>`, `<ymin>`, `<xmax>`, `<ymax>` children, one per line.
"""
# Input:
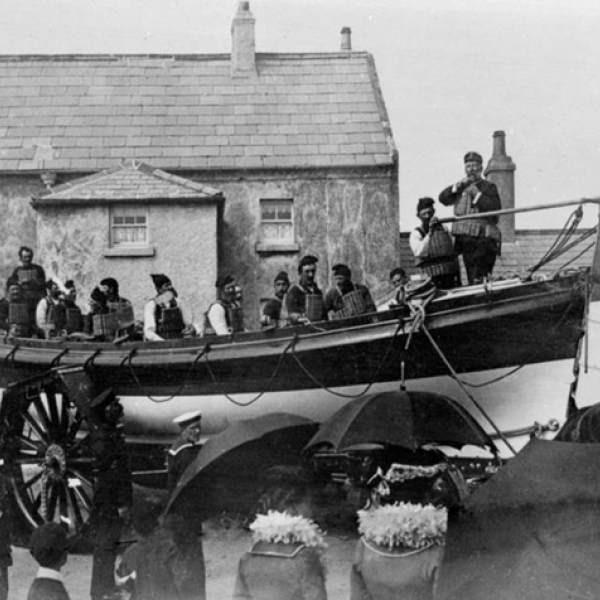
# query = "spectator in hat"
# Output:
<box><xmin>285</xmin><ymin>255</ymin><xmax>327</xmax><ymax>324</ymax></box>
<box><xmin>260</xmin><ymin>271</ymin><xmax>291</xmax><ymax>328</ymax></box>
<box><xmin>206</xmin><ymin>275</ymin><xmax>241</xmax><ymax>336</ymax></box>
<box><xmin>167</xmin><ymin>411</ymin><xmax>203</xmax><ymax>493</ymax></box>
<box><xmin>323</xmin><ymin>263</ymin><xmax>376</xmax><ymax>320</ymax></box>
<box><xmin>27</xmin><ymin>522</ymin><xmax>71</xmax><ymax>600</ymax></box>
<box><xmin>87</xmin><ymin>388</ymin><xmax>132</xmax><ymax>600</ymax></box>
<box><xmin>439</xmin><ymin>151</ymin><xmax>502</xmax><ymax>285</ymax></box>
<box><xmin>143</xmin><ymin>274</ymin><xmax>197</xmax><ymax>341</ymax></box>
<box><xmin>0</xmin><ymin>463</ymin><xmax>12</xmax><ymax>600</ymax></box>
<box><xmin>409</xmin><ymin>197</ymin><xmax>461</xmax><ymax>289</ymax></box>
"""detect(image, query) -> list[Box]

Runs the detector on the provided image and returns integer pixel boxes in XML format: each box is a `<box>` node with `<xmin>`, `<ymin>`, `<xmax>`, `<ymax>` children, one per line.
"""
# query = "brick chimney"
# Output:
<box><xmin>231</xmin><ymin>1</ymin><xmax>256</xmax><ymax>77</ymax></box>
<box><xmin>485</xmin><ymin>131</ymin><xmax>516</xmax><ymax>243</ymax></box>
<box><xmin>341</xmin><ymin>27</ymin><xmax>352</xmax><ymax>51</ymax></box>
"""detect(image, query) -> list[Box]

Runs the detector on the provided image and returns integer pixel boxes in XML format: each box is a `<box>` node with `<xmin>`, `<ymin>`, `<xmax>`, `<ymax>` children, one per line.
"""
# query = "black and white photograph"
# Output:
<box><xmin>0</xmin><ymin>0</ymin><xmax>599</xmax><ymax>598</ymax></box>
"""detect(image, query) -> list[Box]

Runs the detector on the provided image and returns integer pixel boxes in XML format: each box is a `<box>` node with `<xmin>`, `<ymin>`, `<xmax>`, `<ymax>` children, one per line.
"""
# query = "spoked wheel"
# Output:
<box><xmin>0</xmin><ymin>370</ymin><xmax>96</xmax><ymax>542</ymax></box>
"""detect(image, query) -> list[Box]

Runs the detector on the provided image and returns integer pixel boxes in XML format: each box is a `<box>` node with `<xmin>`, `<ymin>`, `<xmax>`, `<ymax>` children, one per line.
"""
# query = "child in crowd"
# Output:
<box><xmin>27</xmin><ymin>522</ymin><xmax>71</xmax><ymax>600</ymax></box>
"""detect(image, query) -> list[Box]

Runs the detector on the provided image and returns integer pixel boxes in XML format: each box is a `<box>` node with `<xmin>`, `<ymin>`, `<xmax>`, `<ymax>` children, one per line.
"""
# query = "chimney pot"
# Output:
<box><xmin>341</xmin><ymin>27</ymin><xmax>352</xmax><ymax>51</ymax></box>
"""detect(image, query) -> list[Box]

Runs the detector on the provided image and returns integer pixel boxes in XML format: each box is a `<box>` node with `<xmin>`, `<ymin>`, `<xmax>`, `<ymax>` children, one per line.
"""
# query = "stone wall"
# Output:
<box><xmin>0</xmin><ymin>175</ymin><xmax>45</xmax><ymax>286</ymax></box>
<box><xmin>192</xmin><ymin>166</ymin><xmax>400</xmax><ymax>328</ymax></box>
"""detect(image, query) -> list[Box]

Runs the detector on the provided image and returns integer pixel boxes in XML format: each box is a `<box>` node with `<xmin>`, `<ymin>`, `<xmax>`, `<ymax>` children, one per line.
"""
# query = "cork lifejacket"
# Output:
<box><xmin>414</xmin><ymin>227</ymin><xmax>458</xmax><ymax>278</ymax></box>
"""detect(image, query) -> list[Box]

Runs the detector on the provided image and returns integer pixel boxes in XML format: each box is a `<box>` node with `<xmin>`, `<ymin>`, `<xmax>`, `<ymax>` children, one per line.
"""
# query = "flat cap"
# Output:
<box><xmin>464</xmin><ymin>151</ymin><xmax>483</xmax><ymax>164</ymax></box>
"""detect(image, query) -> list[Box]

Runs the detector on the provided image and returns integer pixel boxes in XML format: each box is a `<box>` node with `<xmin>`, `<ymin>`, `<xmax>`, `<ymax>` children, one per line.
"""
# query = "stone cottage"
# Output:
<box><xmin>0</xmin><ymin>1</ymin><xmax>399</xmax><ymax>327</ymax></box>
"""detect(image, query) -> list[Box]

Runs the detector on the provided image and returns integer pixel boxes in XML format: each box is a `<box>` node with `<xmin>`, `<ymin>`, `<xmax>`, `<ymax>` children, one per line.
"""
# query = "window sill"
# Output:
<box><xmin>255</xmin><ymin>241</ymin><xmax>299</xmax><ymax>254</ymax></box>
<box><xmin>103</xmin><ymin>246</ymin><xmax>156</xmax><ymax>258</ymax></box>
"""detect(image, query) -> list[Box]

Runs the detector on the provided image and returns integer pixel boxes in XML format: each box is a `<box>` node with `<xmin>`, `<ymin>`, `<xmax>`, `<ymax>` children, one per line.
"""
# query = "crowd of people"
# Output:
<box><xmin>0</xmin><ymin>150</ymin><xmax>500</xmax><ymax>345</ymax></box>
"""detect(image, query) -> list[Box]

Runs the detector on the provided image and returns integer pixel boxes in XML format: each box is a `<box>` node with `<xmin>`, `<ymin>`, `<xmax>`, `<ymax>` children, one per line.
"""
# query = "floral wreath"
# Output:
<box><xmin>358</xmin><ymin>502</ymin><xmax>447</xmax><ymax>550</ymax></box>
<box><xmin>367</xmin><ymin>462</ymin><xmax>447</xmax><ymax>498</ymax></box>
<box><xmin>250</xmin><ymin>510</ymin><xmax>327</xmax><ymax>549</ymax></box>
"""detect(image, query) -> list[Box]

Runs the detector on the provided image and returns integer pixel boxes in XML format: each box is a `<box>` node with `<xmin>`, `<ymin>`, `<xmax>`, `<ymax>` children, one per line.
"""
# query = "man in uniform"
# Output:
<box><xmin>323</xmin><ymin>263</ymin><xmax>376</xmax><ymax>319</ymax></box>
<box><xmin>260</xmin><ymin>271</ymin><xmax>290</xmax><ymax>328</ymax></box>
<box><xmin>285</xmin><ymin>255</ymin><xmax>327</xmax><ymax>324</ymax></box>
<box><xmin>167</xmin><ymin>410</ymin><xmax>203</xmax><ymax>493</ymax></box>
<box><xmin>409</xmin><ymin>197</ymin><xmax>460</xmax><ymax>289</ymax></box>
<box><xmin>439</xmin><ymin>151</ymin><xmax>502</xmax><ymax>285</ymax></box>
<box><xmin>144</xmin><ymin>274</ymin><xmax>196</xmax><ymax>341</ymax></box>
<box><xmin>87</xmin><ymin>388</ymin><xmax>132</xmax><ymax>600</ymax></box>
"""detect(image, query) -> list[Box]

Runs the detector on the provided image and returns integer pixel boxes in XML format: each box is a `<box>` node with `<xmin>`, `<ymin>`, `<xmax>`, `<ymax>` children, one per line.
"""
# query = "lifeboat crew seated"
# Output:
<box><xmin>206</xmin><ymin>274</ymin><xmax>244</xmax><ymax>336</ymax></box>
<box><xmin>167</xmin><ymin>410</ymin><xmax>202</xmax><ymax>493</ymax></box>
<box><xmin>0</xmin><ymin>278</ymin><xmax>32</xmax><ymax>338</ymax></box>
<box><xmin>324</xmin><ymin>263</ymin><xmax>377</xmax><ymax>320</ymax></box>
<box><xmin>260</xmin><ymin>271</ymin><xmax>291</xmax><ymax>328</ymax></box>
<box><xmin>36</xmin><ymin>279</ymin><xmax>65</xmax><ymax>339</ymax></box>
<box><xmin>388</xmin><ymin>267</ymin><xmax>408</xmax><ymax>308</ymax></box>
<box><xmin>61</xmin><ymin>280</ymin><xmax>83</xmax><ymax>334</ymax></box>
<box><xmin>285</xmin><ymin>255</ymin><xmax>328</xmax><ymax>324</ymax></box>
<box><xmin>144</xmin><ymin>274</ymin><xmax>196</xmax><ymax>341</ymax></box>
<box><xmin>409</xmin><ymin>197</ymin><xmax>461</xmax><ymax>289</ymax></box>
<box><xmin>100</xmin><ymin>277</ymin><xmax>135</xmax><ymax>338</ymax></box>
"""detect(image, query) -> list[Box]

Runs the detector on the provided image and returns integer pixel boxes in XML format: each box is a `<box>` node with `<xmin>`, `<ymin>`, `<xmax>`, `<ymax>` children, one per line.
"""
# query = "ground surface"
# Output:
<box><xmin>8</xmin><ymin>518</ymin><xmax>358</xmax><ymax>600</ymax></box>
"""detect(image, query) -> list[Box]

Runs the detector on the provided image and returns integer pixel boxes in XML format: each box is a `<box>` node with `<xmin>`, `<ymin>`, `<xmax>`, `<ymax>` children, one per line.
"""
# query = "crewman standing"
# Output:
<box><xmin>10</xmin><ymin>246</ymin><xmax>46</xmax><ymax>326</ymax></box>
<box><xmin>87</xmin><ymin>388</ymin><xmax>132</xmax><ymax>600</ymax></box>
<box><xmin>439</xmin><ymin>151</ymin><xmax>502</xmax><ymax>284</ymax></box>
<box><xmin>285</xmin><ymin>255</ymin><xmax>327</xmax><ymax>324</ymax></box>
<box><xmin>167</xmin><ymin>411</ymin><xmax>203</xmax><ymax>493</ymax></box>
<box><xmin>409</xmin><ymin>197</ymin><xmax>460</xmax><ymax>289</ymax></box>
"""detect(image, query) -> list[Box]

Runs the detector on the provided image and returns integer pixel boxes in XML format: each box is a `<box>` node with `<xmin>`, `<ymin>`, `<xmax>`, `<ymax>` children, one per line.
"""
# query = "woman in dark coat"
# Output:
<box><xmin>233</xmin><ymin>468</ymin><xmax>328</xmax><ymax>600</ymax></box>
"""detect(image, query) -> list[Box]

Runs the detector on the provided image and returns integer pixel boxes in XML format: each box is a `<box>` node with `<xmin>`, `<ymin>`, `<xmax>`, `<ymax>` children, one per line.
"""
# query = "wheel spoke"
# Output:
<box><xmin>16</xmin><ymin>469</ymin><xmax>44</xmax><ymax>492</ymax></box>
<box><xmin>71</xmin><ymin>484</ymin><xmax>93</xmax><ymax>514</ymax></box>
<box><xmin>22</xmin><ymin>411</ymin><xmax>49</xmax><ymax>445</ymax></box>
<box><xmin>67</xmin><ymin>468</ymin><xmax>93</xmax><ymax>489</ymax></box>
<box><xmin>46</xmin><ymin>482</ymin><xmax>59</xmax><ymax>521</ymax></box>
<box><xmin>44</xmin><ymin>389</ymin><xmax>61</xmax><ymax>432</ymax></box>
<box><xmin>31</xmin><ymin>394</ymin><xmax>53</xmax><ymax>437</ymax></box>
<box><xmin>67</xmin><ymin>487</ymin><xmax>85</xmax><ymax>528</ymax></box>
<box><xmin>12</xmin><ymin>457</ymin><xmax>44</xmax><ymax>466</ymax></box>
<box><xmin>14</xmin><ymin>434</ymin><xmax>44</xmax><ymax>454</ymax></box>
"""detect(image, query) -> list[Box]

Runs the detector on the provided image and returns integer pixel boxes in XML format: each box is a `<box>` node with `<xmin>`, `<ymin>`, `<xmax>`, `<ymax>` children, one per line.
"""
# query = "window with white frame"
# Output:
<box><xmin>260</xmin><ymin>199</ymin><xmax>293</xmax><ymax>242</ymax></box>
<box><xmin>111</xmin><ymin>205</ymin><xmax>148</xmax><ymax>247</ymax></box>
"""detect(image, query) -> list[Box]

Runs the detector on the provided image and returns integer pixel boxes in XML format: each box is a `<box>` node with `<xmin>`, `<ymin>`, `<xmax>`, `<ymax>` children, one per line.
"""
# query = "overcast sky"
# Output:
<box><xmin>1</xmin><ymin>0</ymin><xmax>599</xmax><ymax>230</ymax></box>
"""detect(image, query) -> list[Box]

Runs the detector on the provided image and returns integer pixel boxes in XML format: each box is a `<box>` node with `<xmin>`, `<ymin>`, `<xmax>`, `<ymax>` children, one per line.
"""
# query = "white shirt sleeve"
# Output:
<box><xmin>207</xmin><ymin>303</ymin><xmax>231</xmax><ymax>336</ymax></box>
<box><xmin>143</xmin><ymin>300</ymin><xmax>164</xmax><ymax>342</ymax></box>
<box><xmin>36</xmin><ymin>298</ymin><xmax>48</xmax><ymax>330</ymax></box>
<box><xmin>409</xmin><ymin>228</ymin><xmax>430</xmax><ymax>258</ymax></box>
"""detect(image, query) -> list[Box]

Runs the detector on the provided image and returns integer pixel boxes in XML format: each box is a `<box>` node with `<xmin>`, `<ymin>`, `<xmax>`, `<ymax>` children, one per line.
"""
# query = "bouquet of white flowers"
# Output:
<box><xmin>250</xmin><ymin>510</ymin><xmax>327</xmax><ymax>548</ymax></box>
<box><xmin>358</xmin><ymin>502</ymin><xmax>447</xmax><ymax>550</ymax></box>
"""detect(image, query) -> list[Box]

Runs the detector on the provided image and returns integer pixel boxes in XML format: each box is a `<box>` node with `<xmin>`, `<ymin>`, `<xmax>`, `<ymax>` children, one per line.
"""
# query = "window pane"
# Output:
<box><xmin>261</xmin><ymin>223</ymin><xmax>280</xmax><ymax>239</ymax></box>
<box><xmin>277</xmin><ymin>203</ymin><xmax>292</xmax><ymax>220</ymax></box>
<box><xmin>262</xmin><ymin>205</ymin><xmax>276</xmax><ymax>220</ymax></box>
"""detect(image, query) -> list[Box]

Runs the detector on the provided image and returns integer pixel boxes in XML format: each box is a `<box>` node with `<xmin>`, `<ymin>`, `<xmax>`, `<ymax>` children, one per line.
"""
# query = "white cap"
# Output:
<box><xmin>173</xmin><ymin>410</ymin><xmax>202</xmax><ymax>428</ymax></box>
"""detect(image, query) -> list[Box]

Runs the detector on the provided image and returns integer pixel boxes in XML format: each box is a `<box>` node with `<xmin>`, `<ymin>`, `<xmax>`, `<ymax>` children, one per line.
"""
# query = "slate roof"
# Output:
<box><xmin>0</xmin><ymin>53</ymin><xmax>395</xmax><ymax>173</ymax></box>
<box><xmin>32</xmin><ymin>161</ymin><xmax>223</xmax><ymax>206</ymax></box>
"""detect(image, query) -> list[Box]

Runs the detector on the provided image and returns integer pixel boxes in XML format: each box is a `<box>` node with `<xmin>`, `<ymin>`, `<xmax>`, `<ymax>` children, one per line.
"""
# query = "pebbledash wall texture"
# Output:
<box><xmin>0</xmin><ymin>2</ymin><xmax>399</xmax><ymax>327</ymax></box>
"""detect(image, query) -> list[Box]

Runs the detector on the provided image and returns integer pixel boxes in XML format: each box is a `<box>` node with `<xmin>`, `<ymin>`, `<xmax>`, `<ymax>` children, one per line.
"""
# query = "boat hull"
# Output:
<box><xmin>0</xmin><ymin>273</ymin><xmax>587</xmax><ymax>444</ymax></box>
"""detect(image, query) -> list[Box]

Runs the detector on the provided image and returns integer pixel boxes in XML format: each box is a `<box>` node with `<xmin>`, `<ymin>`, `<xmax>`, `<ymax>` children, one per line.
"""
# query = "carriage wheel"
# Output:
<box><xmin>1</xmin><ymin>374</ymin><xmax>95</xmax><ymax>541</ymax></box>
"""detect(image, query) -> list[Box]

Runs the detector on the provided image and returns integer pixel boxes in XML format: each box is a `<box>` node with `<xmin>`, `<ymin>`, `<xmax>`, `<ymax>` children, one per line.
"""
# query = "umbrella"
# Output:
<box><xmin>166</xmin><ymin>412</ymin><xmax>318</xmax><ymax>516</ymax></box>
<box><xmin>436</xmin><ymin>438</ymin><xmax>600</xmax><ymax>600</ymax></box>
<box><xmin>304</xmin><ymin>390</ymin><xmax>495</xmax><ymax>453</ymax></box>
<box><xmin>554</xmin><ymin>401</ymin><xmax>600</xmax><ymax>442</ymax></box>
